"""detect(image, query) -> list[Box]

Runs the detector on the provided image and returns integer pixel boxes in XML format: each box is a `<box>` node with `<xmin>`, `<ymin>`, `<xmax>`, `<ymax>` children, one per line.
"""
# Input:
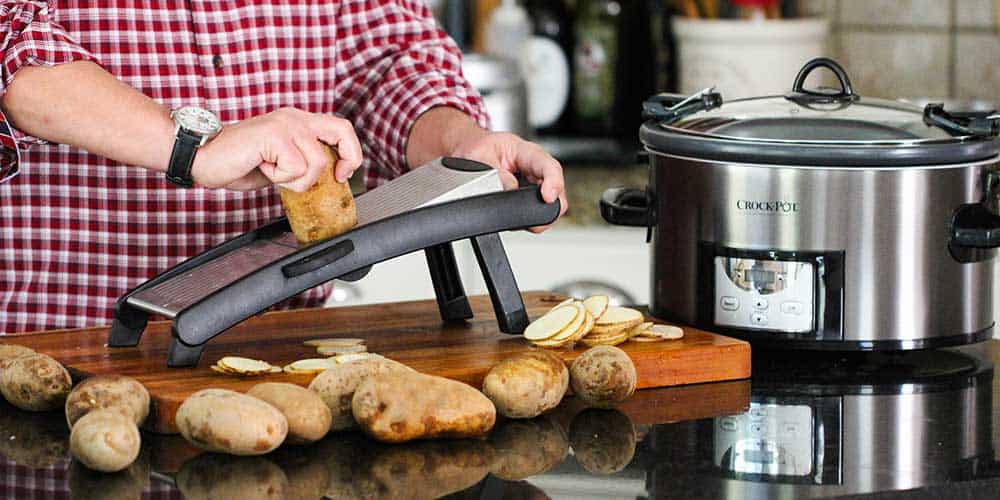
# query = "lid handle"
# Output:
<box><xmin>642</xmin><ymin>87</ymin><xmax>723</xmax><ymax>124</ymax></box>
<box><xmin>788</xmin><ymin>57</ymin><xmax>859</xmax><ymax>104</ymax></box>
<box><xmin>923</xmin><ymin>103</ymin><xmax>1000</xmax><ymax>138</ymax></box>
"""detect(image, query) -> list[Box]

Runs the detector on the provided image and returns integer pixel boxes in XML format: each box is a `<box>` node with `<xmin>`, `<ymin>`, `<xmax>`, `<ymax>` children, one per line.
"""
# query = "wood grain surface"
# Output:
<box><xmin>4</xmin><ymin>292</ymin><xmax>751</xmax><ymax>434</ymax></box>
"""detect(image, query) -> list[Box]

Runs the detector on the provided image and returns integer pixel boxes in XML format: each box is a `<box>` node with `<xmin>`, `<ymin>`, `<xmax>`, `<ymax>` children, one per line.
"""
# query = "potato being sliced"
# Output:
<box><xmin>316</xmin><ymin>344</ymin><xmax>368</xmax><ymax>356</ymax></box>
<box><xmin>594</xmin><ymin>307</ymin><xmax>644</xmax><ymax>327</ymax></box>
<box><xmin>303</xmin><ymin>338</ymin><xmax>365</xmax><ymax>348</ymax></box>
<box><xmin>524</xmin><ymin>306</ymin><xmax>579</xmax><ymax>341</ymax></box>
<box><xmin>643</xmin><ymin>325</ymin><xmax>685</xmax><ymax>340</ymax></box>
<box><xmin>583</xmin><ymin>295</ymin><xmax>610</xmax><ymax>320</ymax></box>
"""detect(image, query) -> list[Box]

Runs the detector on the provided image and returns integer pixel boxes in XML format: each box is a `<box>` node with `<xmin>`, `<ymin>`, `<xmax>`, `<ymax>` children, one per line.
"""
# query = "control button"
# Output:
<box><xmin>753</xmin><ymin>298</ymin><xmax>769</xmax><ymax>311</ymax></box>
<box><xmin>719</xmin><ymin>417</ymin><xmax>738</xmax><ymax>432</ymax></box>
<box><xmin>781</xmin><ymin>301</ymin><xmax>804</xmax><ymax>315</ymax></box>
<box><xmin>751</xmin><ymin>312</ymin><xmax>768</xmax><ymax>326</ymax></box>
<box><xmin>721</xmin><ymin>296</ymin><xmax>740</xmax><ymax>311</ymax></box>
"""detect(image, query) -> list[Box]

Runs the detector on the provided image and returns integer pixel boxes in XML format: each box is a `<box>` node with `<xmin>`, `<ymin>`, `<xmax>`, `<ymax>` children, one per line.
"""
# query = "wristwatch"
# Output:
<box><xmin>166</xmin><ymin>106</ymin><xmax>222</xmax><ymax>188</ymax></box>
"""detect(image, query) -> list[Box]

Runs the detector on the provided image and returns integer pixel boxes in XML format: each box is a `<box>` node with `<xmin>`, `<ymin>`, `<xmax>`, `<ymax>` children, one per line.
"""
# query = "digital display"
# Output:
<box><xmin>744</xmin><ymin>449</ymin><xmax>775</xmax><ymax>464</ymax></box>
<box><xmin>745</xmin><ymin>268</ymin><xmax>776</xmax><ymax>286</ymax></box>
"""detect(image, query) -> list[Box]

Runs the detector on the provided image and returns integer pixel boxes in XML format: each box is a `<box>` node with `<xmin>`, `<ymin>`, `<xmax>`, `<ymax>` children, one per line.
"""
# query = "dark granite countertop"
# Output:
<box><xmin>3</xmin><ymin>341</ymin><xmax>1000</xmax><ymax>499</ymax></box>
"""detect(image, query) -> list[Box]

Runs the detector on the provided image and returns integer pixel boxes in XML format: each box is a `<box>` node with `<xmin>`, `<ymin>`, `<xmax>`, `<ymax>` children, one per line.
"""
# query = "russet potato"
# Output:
<box><xmin>482</xmin><ymin>350</ymin><xmax>568</xmax><ymax>419</ymax></box>
<box><xmin>175</xmin><ymin>389</ymin><xmax>288</xmax><ymax>455</ymax></box>
<box><xmin>352</xmin><ymin>371</ymin><xmax>496</xmax><ymax>443</ymax></box>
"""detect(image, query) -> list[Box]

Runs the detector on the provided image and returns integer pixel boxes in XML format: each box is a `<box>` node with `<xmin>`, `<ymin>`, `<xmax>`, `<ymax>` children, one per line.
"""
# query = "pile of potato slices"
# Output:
<box><xmin>525</xmin><ymin>295</ymin><xmax>684</xmax><ymax>348</ymax></box>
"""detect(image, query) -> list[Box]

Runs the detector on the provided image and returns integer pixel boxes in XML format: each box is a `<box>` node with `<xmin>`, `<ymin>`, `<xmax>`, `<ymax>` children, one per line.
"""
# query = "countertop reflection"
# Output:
<box><xmin>4</xmin><ymin>342</ymin><xmax>1000</xmax><ymax>499</ymax></box>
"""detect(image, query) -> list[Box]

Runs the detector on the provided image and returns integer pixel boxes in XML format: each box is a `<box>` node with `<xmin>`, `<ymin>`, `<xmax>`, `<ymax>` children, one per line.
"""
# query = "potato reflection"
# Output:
<box><xmin>176</xmin><ymin>453</ymin><xmax>287</xmax><ymax>500</ymax></box>
<box><xmin>489</xmin><ymin>416</ymin><xmax>569</xmax><ymax>480</ymax></box>
<box><xmin>569</xmin><ymin>409</ymin><xmax>637</xmax><ymax>475</ymax></box>
<box><xmin>0</xmin><ymin>400</ymin><xmax>70</xmax><ymax>467</ymax></box>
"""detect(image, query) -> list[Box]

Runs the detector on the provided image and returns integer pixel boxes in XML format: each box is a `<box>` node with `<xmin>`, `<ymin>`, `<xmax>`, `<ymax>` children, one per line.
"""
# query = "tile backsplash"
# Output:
<box><xmin>801</xmin><ymin>0</ymin><xmax>998</xmax><ymax>103</ymax></box>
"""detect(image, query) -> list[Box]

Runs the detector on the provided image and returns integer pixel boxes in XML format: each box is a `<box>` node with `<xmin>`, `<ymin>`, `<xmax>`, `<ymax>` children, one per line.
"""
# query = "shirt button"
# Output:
<box><xmin>212</xmin><ymin>55</ymin><xmax>224</xmax><ymax>69</ymax></box>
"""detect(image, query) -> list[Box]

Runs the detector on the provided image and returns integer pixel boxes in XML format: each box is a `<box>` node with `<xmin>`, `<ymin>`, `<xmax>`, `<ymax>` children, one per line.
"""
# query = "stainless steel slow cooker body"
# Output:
<box><xmin>648</xmin><ymin>153</ymin><xmax>997</xmax><ymax>349</ymax></box>
<box><xmin>603</xmin><ymin>58</ymin><xmax>1000</xmax><ymax>350</ymax></box>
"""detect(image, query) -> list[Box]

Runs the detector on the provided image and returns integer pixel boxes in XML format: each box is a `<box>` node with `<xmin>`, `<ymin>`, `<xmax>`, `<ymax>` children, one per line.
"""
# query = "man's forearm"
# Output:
<box><xmin>406</xmin><ymin>106</ymin><xmax>488</xmax><ymax>168</ymax></box>
<box><xmin>1</xmin><ymin>61</ymin><xmax>174</xmax><ymax>171</ymax></box>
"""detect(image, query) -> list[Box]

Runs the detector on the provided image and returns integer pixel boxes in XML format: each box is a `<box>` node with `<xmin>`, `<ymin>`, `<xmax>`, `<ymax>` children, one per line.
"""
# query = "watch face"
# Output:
<box><xmin>174</xmin><ymin>106</ymin><xmax>222</xmax><ymax>137</ymax></box>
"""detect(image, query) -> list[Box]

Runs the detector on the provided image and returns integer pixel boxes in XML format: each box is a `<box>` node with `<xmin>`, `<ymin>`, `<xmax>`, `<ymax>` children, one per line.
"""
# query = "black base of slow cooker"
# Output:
<box><xmin>691</xmin><ymin>324</ymin><xmax>995</xmax><ymax>351</ymax></box>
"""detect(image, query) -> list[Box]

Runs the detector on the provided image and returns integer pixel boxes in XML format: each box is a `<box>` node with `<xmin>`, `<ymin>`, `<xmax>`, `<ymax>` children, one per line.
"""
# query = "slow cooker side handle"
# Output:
<box><xmin>600</xmin><ymin>187</ymin><xmax>655</xmax><ymax>227</ymax></box>
<box><xmin>952</xmin><ymin>171</ymin><xmax>1000</xmax><ymax>249</ymax></box>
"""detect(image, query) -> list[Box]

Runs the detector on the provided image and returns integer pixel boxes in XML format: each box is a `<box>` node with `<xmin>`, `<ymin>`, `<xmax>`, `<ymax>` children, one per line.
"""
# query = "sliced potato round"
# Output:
<box><xmin>583</xmin><ymin>295</ymin><xmax>609</xmax><ymax>320</ymax></box>
<box><xmin>581</xmin><ymin>330</ymin><xmax>630</xmax><ymax>347</ymax></box>
<box><xmin>218</xmin><ymin>357</ymin><xmax>275</xmax><ymax>376</ymax></box>
<box><xmin>524</xmin><ymin>306</ymin><xmax>579</xmax><ymax>341</ymax></box>
<box><xmin>334</xmin><ymin>353</ymin><xmax>373</xmax><ymax>364</ymax></box>
<box><xmin>548</xmin><ymin>298</ymin><xmax>575</xmax><ymax>313</ymax></box>
<box><xmin>594</xmin><ymin>307</ymin><xmax>644</xmax><ymax>327</ymax></box>
<box><xmin>548</xmin><ymin>303</ymin><xmax>587</xmax><ymax>342</ymax></box>
<box><xmin>303</xmin><ymin>338</ymin><xmax>364</xmax><ymax>348</ymax></box>
<box><xmin>316</xmin><ymin>345</ymin><xmax>367</xmax><ymax>356</ymax></box>
<box><xmin>630</xmin><ymin>336</ymin><xmax>666</xmax><ymax>343</ymax></box>
<box><xmin>644</xmin><ymin>325</ymin><xmax>685</xmax><ymax>340</ymax></box>
<box><xmin>587</xmin><ymin>323</ymin><xmax>630</xmax><ymax>337</ymax></box>
<box><xmin>627</xmin><ymin>322</ymin><xmax>654</xmax><ymax>339</ymax></box>
<box><xmin>569</xmin><ymin>310</ymin><xmax>596</xmax><ymax>343</ymax></box>
<box><xmin>284</xmin><ymin>359</ymin><xmax>338</xmax><ymax>374</ymax></box>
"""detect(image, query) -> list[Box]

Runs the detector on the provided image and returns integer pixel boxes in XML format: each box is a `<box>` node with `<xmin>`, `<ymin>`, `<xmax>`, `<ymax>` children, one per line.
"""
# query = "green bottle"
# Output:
<box><xmin>573</xmin><ymin>0</ymin><xmax>621</xmax><ymax>134</ymax></box>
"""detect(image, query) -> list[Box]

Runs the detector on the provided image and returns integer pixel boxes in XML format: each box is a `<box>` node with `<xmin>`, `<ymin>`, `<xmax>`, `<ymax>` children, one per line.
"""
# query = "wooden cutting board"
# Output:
<box><xmin>6</xmin><ymin>292</ymin><xmax>750</xmax><ymax>434</ymax></box>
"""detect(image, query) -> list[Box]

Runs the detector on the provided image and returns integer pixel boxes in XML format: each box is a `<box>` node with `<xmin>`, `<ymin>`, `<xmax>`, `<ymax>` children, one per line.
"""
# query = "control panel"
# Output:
<box><xmin>714</xmin><ymin>257</ymin><xmax>817</xmax><ymax>333</ymax></box>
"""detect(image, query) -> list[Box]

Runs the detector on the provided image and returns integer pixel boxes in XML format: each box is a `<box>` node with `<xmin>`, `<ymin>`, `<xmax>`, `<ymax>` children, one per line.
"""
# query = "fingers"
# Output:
<box><xmin>262</xmin><ymin>135</ymin><xmax>311</xmax><ymax>191</ymax></box>
<box><xmin>517</xmin><ymin>143</ymin><xmax>565</xmax><ymax>205</ymax></box>
<box><xmin>224</xmin><ymin>168</ymin><xmax>272</xmax><ymax>191</ymax></box>
<box><xmin>311</xmin><ymin>115</ymin><xmax>363</xmax><ymax>183</ymax></box>
<box><xmin>254</xmin><ymin>109</ymin><xmax>363</xmax><ymax>192</ymax></box>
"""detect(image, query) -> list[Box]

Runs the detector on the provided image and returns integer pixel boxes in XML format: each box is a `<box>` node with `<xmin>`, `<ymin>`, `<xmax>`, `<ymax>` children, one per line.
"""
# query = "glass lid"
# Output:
<box><xmin>666</xmin><ymin>95</ymin><xmax>955</xmax><ymax>144</ymax></box>
<box><xmin>639</xmin><ymin>58</ymin><xmax>1000</xmax><ymax>167</ymax></box>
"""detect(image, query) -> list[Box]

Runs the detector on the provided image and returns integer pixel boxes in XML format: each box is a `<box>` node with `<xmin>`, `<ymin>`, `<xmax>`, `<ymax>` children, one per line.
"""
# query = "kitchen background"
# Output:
<box><xmin>334</xmin><ymin>0</ymin><xmax>1000</xmax><ymax>339</ymax></box>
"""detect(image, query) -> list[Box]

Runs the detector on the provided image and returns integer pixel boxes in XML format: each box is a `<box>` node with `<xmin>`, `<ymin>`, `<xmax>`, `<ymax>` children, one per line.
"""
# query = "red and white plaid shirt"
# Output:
<box><xmin>0</xmin><ymin>1</ymin><xmax>488</xmax><ymax>334</ymax></box>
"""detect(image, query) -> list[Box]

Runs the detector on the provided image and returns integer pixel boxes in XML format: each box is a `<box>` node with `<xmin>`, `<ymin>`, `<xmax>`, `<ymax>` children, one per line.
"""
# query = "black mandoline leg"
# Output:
<box><xmin>167</xmin><ymin>337</ymin><xmax>205</xmax><ymax>368</ymax></box>
<box><xmin>108</xmin><ymin>304</ymin><xmax>148</xmax><ymax>347</ymax></box>
<box><xmin>471</xmin><ymin>233</ymin><xmax>528</xmax><ymax>334</ymax></box>
<box><xmin>425</xmin><ymin>243</ymin><xmax>474</xmax><ymax>322</ymax></box>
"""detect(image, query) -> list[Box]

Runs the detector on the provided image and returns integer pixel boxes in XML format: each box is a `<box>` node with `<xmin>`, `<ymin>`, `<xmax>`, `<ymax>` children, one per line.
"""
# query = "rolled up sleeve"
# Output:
<box><xmin>334</xmin><ymin>0</ymin><xmax>489</xmax><ymax>189</ymax></box>
<box><xmin>0</xmin><ymin>1</ymin><xmax>100</xmax><ymax>182</ymax></box>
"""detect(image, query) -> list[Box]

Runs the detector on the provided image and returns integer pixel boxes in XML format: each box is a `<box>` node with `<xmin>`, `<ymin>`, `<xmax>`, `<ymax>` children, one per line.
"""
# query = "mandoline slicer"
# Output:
<box><xmin>108</xmin><ymin>157</ymin><xmax>560</xmax><ymax>367</ymax></box>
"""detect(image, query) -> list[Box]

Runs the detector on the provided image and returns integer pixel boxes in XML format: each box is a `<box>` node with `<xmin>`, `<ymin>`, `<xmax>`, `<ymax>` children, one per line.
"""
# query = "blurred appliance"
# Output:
<box><xmin>462</xmin><ymin>53</ymin><xmax>530</xmax><ymax>136</ymax></box>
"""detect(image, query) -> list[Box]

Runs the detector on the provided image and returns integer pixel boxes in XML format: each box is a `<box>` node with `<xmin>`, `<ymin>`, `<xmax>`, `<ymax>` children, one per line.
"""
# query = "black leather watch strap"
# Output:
<box><xmin>165</xmin><ymin>128</ymin><xmax>203</xmax><ymax>188</ymax></box>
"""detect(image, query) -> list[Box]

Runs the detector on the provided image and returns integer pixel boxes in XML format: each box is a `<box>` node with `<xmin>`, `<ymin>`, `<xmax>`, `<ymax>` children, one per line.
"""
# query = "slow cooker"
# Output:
<box><xmin>602</xmin><ymin>58</ymin><xmax>1000</xmax><ymax>350</ymax></box>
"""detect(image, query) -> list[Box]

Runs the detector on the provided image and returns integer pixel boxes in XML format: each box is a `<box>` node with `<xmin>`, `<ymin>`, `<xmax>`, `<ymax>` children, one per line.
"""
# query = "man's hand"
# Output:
<box><xmin>407</xmin><ymin>107</ymin><xmax>568</xmax><ymax>233</ymax></box>
<box><xmin>192</xmin><ymin>107</ymin><xmax>363</xmax><ymax>192</ymax></box>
